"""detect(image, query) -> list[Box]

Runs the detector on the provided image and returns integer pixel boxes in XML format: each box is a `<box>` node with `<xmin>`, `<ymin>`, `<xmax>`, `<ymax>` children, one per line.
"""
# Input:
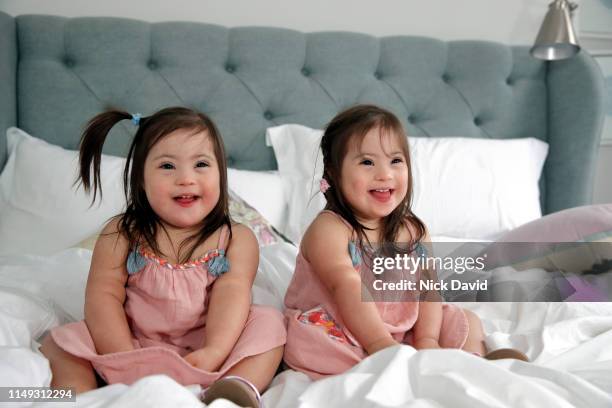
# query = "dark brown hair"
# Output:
<box><xmin>321</xmin><ymin>104</ymin><xmax>425</xmax><ymax>250</ymax></box>
<box><xmin>78</xmin><ymin>107</ymin><xmax>231</xmax><ymax>263</ymax></box>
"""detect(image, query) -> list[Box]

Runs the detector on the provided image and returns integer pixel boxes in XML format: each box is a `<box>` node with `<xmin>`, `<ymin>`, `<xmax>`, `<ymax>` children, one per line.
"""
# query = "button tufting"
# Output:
<box><xmin>63</xmin><ymin>57</ymin><xmax>75</xmax><ymax>67</ymax></box>
<box><xmin>264</xmin><ymin>111</ymin><xmax>273</xmax><ymax>120</ymax></box>
<box><xmin>147</xmin><ymin>60</ymin><xmax>158</xmax><ymax>70</ymax></box>
<box><xmin>442</xmin><ymin>73</ymin><xmax>450</xmax><ymax>82</ymax></box>
<box><xmin>227</xmin><ymin>156</ymin><xmax>235</xmax><ymax>165</ymax></box>
<box><xmin>374</xmin><ymin>72</ymin><xmax>382</xmax><ymax>79</ymax></box>
<box><xmin>407</xmin><ymin>114</ymin><xmax>416</xmax><ymax>123</ymax></box>
<box><xmin>225</xmin><ymin>65</ymin><xmax>235</xmax><ymax>73</ymax></box>
<box><xmin>506</xmin><ymin>77</ymin><xmax>514</xmax><ymax>85</ymax></box>
<box><xmin>474</xmin><ymin>117</ymin><xmax>482</xmax><ymax>126</ymax></box>
<box><xmin>301</xmin><ymin>67</ymin><xmax>310</xmax><ymax>76</ymax></box>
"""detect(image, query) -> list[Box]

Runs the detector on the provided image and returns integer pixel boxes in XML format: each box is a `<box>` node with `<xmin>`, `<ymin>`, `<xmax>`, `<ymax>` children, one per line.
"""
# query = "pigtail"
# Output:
<box><xmin>78</xmin><ymin>110</ymin><xmax>132</xmax><ymax>204</ymax></box>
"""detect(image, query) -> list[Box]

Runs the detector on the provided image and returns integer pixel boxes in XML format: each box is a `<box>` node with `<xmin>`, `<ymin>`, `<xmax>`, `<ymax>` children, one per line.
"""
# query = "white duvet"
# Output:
<box><xmin>0</xmin><ymin>244</ymin><xmax>611</xmax><ymax>407</ymax></box>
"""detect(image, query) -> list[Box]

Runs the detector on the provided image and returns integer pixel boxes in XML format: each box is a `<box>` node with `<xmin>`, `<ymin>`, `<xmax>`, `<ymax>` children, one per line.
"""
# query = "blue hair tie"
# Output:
<box><xmin>131</xmin><ymin>113</ymin><xmax>142</xmax><ymax>126</ymax></box>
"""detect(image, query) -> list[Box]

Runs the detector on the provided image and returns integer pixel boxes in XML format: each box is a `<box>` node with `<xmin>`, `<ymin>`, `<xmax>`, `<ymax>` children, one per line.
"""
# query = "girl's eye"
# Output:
<box><xmin>391</xmin><ymin>158</ymin><xmax>403</xmax><ymax>164</ymax></box>
<box><xmin>196</xmin><ymin>161</ymin><xmax>209</xmax><ymax>168</ymax></box>
<box><xmin>360</xmin><ymin>159</ymin><xmax>374</xmax><ymax>166</ymax></box>
<box><xmin>160</xmin><ymin>163</ymin><xmax>174</xmax><ymax>170</ymax></box>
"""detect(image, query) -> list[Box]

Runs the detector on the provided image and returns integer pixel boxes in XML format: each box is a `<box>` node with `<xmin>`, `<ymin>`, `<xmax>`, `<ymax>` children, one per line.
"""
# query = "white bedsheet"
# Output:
<box><xmin>0</xmin><ymin>245</ymin><xmax>611</xmax><ymax>407</ymax></box>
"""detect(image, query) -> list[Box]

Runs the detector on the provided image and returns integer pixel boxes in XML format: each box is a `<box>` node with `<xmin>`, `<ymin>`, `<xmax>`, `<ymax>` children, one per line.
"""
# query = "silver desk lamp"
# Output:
<box><xmin>531</xmin><ymin>0</ymin><xmax>580</xmax><ymax>60</ymax></box>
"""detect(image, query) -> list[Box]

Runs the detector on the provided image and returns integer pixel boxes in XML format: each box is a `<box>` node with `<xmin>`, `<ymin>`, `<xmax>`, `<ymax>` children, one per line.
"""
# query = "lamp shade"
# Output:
<box><xmin>531</xmin><ymin>0</ymin><xmax>580</xmax><ymax>61</ymax></box>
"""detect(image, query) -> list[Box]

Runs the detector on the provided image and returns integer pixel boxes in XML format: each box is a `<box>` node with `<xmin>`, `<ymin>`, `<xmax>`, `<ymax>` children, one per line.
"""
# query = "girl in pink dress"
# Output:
<box><xmin>283</xmin><ymin>105</ymin><xmax>527</xmax><ymax>379</ymax></box>
<box><xmin>40</xmin><ymin>107</ymin><xmax>285</xmax><ymax>406</ymax></box>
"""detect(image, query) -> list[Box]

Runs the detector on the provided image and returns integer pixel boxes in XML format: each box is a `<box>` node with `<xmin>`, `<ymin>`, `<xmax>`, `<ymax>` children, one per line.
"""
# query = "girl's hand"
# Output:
<box><xmin>413</xmin><ymin>337</ymin><xmax>441</xmax><ymax>350</ymax></box>
<box><xmin>183</xmin><ymin>346</ymin><xmax>226</xmax><ymax>372</ymax></box>
<box><xmin>365</xmin><ymin>336</ymin><xmax>400</xmax><ymax>355</ymax></box>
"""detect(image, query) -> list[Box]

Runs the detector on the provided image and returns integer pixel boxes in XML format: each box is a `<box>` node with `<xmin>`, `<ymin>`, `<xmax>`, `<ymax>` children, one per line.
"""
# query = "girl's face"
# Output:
<box><xmin>339</xmin><ymin>127</ymin><xmax>408</xmax><ymax>227</ymax></box>
<box><xmin>143</xmin><ymin>128</ymin><xmax>220</xmax><ymax>230</ymax></box>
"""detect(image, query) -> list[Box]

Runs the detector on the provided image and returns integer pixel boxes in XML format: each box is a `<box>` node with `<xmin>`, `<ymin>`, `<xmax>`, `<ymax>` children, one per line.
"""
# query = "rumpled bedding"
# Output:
<box><xmin>0</xmin><ymin>244</ymin><xmax>610</xmax><ymax>407</ymax></box>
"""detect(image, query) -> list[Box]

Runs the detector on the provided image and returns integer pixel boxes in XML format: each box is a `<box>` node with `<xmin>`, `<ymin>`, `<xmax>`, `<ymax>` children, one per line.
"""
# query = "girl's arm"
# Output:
<box><xmin>185</xmin><ymin>224</ymin><xmax>257</xmax><ymax>371</ymax></box>
<box><xmin>413</xmin><ymin>302</ymin><xmax>442</xmax><ymax>349</ymax></box>
<box><xmin>412</xmin><ymin>233</ymin><xmax>443</xmax><ymax>349</ymax></box>
<box><xmin>84</xmin><ymin>218</ymin><xmax>134</xmax><ymax>354</ymax></box>
<box><xmin>302</xmin><ymin>213</ymin><xmax>399</xmax><ymax>355</ymax></box>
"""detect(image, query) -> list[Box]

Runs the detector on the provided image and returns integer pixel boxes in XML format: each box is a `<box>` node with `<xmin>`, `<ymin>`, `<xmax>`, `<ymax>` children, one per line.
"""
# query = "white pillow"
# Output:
<box><xmin>227</xmin><ymin>168</ymin><xmax>286</xmax><ymax>231</ymax></box>
<box><xmin>266</xmin><ymin>124</ymin><xmax>549</xmax><ymax>242</ymax></box>
<box><xmin>266</xmin><ymin>125</ymin><xmax>325</xmax><ymax>243</ymax></box>
<box><xmin>409</xmin><ymin>137</ymin><xmax>547</xmax><ymax>239</ymax></box>
<box><xmin>0</xmin><ymin>128</ymin><xmax>126</xmax><ymax>256</ymax></box>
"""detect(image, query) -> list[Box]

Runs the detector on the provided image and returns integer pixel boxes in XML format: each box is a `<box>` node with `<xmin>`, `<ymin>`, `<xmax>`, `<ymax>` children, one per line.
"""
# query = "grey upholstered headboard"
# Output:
<box><xmin>0</xmin><ymin>13</ymin><xmax>605</xmax><ymax>214</ymax></box>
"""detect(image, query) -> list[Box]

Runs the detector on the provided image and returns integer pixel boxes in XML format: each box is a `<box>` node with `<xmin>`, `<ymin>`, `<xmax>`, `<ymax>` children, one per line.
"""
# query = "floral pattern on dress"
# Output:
<box><xmin>298</xmin><ymin>306</ymin><xmax>349</xmax><ymax>343</ymax></box>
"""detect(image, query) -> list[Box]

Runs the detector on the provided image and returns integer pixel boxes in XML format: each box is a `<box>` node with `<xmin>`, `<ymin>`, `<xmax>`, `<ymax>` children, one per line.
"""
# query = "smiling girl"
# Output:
<box><xmin>283</xmin><ymin>105</ymin><xmax>527</xmax><ymax>379</ymax></box>
<box><xmin>39</xmin><ymin>107</ymin><xmax>285</xmax><ymax>407</ymax></box>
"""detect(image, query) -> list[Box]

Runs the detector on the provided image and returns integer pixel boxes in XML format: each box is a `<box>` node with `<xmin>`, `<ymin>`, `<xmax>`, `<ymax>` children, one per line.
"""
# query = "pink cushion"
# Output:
<box><xmin>487</xmin><ymin>205</ymin><xmax>612</xmax><ymax>301</ymax></box>
<box><xmin>497</xmin><ymin>204</ymin><xmax>612</xmax><ymax>243</ymax></box>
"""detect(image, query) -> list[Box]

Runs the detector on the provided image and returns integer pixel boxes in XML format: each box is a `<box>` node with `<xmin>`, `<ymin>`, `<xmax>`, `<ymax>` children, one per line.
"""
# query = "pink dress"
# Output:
<box><xmin>51</xmin><ymin>225</ymin><xmax>286</xmax><ymax>386</ymax></box>
<box><xmin>283</xmin><ymin>211</ymin><xmax>469</xmax><ymax>379</ymax></box>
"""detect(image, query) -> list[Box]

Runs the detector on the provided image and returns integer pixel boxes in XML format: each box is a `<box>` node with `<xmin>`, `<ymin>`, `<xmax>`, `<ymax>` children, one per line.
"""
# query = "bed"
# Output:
<box><xmin>1</xmin><ymin>12</ymin><xmax>611</xmax><ymax>408</ymax></box>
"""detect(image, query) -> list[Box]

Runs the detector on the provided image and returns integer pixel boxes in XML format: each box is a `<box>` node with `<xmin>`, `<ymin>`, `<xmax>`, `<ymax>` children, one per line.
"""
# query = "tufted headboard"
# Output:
<box><xmin>0</xmin><ymin>13</ymin><xmax>605</xmax><ymax>214</ymax></box>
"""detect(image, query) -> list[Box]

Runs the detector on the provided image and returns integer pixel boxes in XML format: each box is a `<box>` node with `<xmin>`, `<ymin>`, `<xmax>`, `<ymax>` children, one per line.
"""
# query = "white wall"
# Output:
<box><xmin>0</xmin><ymin>0</ymin><xmax>552</xmax><ymax>44</ymax></box>
<box><xmin>1</xmin><ymin>0</ymin><xmax>610</xmax><ymax>203</ymax></box>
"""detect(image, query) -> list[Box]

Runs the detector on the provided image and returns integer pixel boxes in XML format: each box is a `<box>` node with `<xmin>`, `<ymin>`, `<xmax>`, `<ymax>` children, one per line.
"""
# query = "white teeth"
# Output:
<box><xmin>374</xmin><ymin>189</ymin><xmax>389</xmax><ymax>192</ymax></box>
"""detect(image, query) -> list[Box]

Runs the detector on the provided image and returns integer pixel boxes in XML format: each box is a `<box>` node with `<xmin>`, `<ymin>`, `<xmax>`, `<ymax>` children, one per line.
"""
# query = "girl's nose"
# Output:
<box><xmin>375</xmin><ymin>165</ymin><xmax>393</xmax><ymax>180</ymax></box>
<box><xmin>176</xmin><ymin>170</ymin><xmax>196</xmax><ymax>185</ymax></box>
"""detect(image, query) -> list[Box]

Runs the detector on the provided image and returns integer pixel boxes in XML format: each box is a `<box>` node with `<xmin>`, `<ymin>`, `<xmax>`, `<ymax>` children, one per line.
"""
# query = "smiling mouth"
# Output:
<box><xmin>173</xmin><ymin>194</ymin><xmax>201</xmax><ymax>206</ymax></box>
<box><xmin>369</xmin><ymin>189</ymin><xmax>394</xmax><ymax>202</ymax></box>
